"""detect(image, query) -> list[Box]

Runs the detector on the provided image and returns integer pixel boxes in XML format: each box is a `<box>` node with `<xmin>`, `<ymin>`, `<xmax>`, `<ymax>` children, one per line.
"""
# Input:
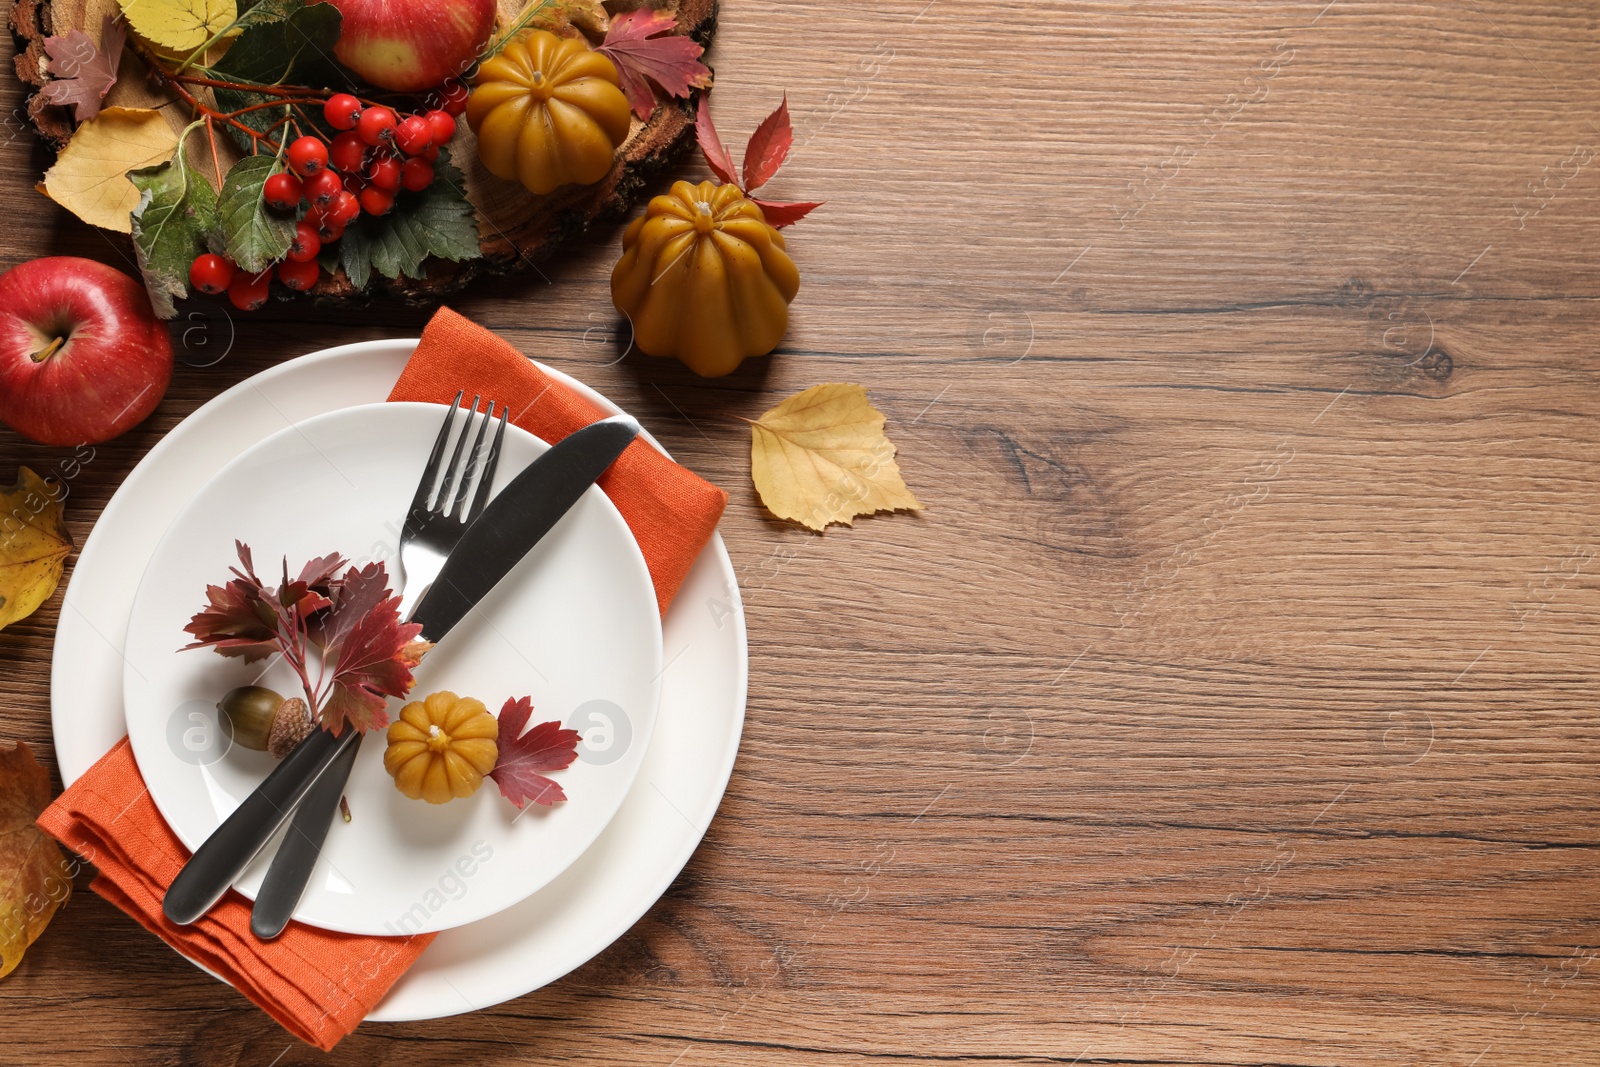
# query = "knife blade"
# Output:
<box><xmin>164</xmin><ymin>414</ymin><xmax>642</xmax><ymax>928</ymax></box>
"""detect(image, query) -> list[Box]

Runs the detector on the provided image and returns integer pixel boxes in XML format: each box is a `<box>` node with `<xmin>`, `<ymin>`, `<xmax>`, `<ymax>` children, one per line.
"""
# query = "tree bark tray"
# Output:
<box><xmin>8</xmin><ymin>0</ymin><xmax>718</xmax><ymax>307</ymax></box>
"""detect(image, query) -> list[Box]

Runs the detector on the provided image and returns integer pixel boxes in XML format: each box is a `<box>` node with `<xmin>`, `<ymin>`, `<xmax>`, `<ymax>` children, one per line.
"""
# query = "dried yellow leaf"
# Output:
<box><xmin>0</xmin><ymin>740</ymin><xmax>73</xmax><ymax>980</ymax></box>
<box><xmin>118</xmin><ymin>0</ymin><xmax>236</xmax><ymax>53</ymax></box>
<box><xmin>749</xmin><ymin>383</ymin><xmax>924</xmax><ymax>531</ymax></box>
<box><xmin>0</xmin><ymin>468</ymin><xmax>73</xmax><ymax>631</ymax></box>
<box><xmin>42</xmin><ymin>106</ymin><xmax>179</xmax><ymax>233</ymax></box>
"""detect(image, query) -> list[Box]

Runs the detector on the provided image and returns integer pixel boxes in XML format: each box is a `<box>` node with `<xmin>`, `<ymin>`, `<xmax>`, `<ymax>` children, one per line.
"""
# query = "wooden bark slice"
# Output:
<box><xmin>8</xmin><ymin>0</ymin><xmax>718</xmax><ymax>306</ymax></box>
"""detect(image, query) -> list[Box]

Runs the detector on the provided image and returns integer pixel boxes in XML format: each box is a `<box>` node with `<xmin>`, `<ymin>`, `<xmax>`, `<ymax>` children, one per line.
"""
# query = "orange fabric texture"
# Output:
<box><xmin>35</xmin><ymin>312</ymin><xmax>728</xmax><ymax>1049</ymax></box>
<box><xmin>389</xmin><ymin>306</ymin><xmax>730</xmax><ymax>613</ymax></box>
<box><xmin>36</xmin><ymin>739</ymin><xmax>430</xmax><ymax>1052</ymax></box>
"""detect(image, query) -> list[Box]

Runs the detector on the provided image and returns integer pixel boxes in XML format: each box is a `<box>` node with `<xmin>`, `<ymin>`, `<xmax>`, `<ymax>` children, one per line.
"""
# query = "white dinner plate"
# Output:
<box><xmin>51</xmin><ymin>340</ymin><xmax>746</xmax><ymax>1018</ymax></box>
<box><xmin>122</xmin><ymin>402</ymin><xmax>663</xmax><ymax>934</ymax></box>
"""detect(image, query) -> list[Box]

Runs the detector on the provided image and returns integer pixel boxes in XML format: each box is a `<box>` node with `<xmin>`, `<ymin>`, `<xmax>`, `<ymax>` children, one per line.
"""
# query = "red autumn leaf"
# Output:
<box><xmin>741</xmin><ymin>97</ymin><xmax>793</xmax><ymax>192</ymax></box>
<box><xmin>751</xmin><ymin>197</ymin><xmax>822</xmax><ymax>229</ymax></box>
<box><xmin>181</xmin><ymin>541</ymin><xmax>282</xmax><ymax>660</ymax></box>
<box><xmin>277</xmin><ymin>556</ymin><xmax>334</xmax><ymax>622</ymax></box>
<box><xmin>318</xmin><ymin>592</ymin><xmax>422</xmax><ymax>735</ymax></box>
<box><xmin>695</xmin><ymin>95</ymin><xmax>740</xmax><ymax>187</ymax></box>
<box><xmin>489</xmin><ymin>696</ymin><xmax>580</xmax><ymax>809</ymax></box>
<box><xmin>38</xmin><ymin>17</ymin><xmax>123</xmax><ymax>122</ymax></box>
<box><xmin>307</xmin><ymin>559</ymin><xmax>387</xmax><ymax>652</ymax></box>
<box><xmin>597</xmin><ymin>8</ymin><xmax>712</xmax><ymax>121</ymax></box>
<box><xmin>296</xmin><ymin>551</ymin><xmax>347</xmax><ymax>589</ymax></box>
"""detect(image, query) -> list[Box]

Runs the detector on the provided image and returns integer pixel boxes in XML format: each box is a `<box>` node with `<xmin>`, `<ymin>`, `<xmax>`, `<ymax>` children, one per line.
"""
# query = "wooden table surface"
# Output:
<box><xmin>4</xmin><ymin>1</ymin><xmax>1599</xmax><ymax>1063</ymax></box>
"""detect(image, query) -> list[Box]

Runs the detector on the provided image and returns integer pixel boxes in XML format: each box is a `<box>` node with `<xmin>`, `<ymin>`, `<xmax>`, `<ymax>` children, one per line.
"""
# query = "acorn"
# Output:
<box><xmin>216</xmin><ymin>686</ymin><xmax>315</xmax><ymax>757</ymax></box>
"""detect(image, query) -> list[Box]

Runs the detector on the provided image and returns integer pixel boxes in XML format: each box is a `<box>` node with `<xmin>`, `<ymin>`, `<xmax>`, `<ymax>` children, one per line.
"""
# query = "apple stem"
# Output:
<box><xmin>30</xmin><ymin>335</ymin><xmax>66</xmax><ymax>363</ymax></box>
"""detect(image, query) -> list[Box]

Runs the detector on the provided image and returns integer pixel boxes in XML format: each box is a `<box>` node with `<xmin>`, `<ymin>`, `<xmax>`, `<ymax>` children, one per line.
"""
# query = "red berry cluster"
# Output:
<box><xmin>189</xmin><ymin>85</ymin><xmax>470</xmax><ymax>311</ymax></box>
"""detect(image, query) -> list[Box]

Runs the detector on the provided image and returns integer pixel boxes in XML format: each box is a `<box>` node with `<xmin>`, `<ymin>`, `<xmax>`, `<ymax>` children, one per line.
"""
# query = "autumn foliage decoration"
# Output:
<box><xmin>182</xmin><ymin>542</ymin><xmax>429</xmax><ymax>735</ymax></box>
<box><xmin>29</xmin><ymin>0</ymin><xmax>713</xmax><ymax>317</ymax></box>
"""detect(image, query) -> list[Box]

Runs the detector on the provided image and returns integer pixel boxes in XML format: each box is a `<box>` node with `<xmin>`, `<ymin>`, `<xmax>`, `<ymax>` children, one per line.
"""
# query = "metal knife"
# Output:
<box><xmin>163</xmin><ymin>414</ymin><xmax>642</xmax><ymax>928</ymax></box>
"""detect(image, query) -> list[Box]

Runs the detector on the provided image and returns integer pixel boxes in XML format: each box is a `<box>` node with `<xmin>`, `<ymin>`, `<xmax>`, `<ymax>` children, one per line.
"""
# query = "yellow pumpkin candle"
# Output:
<box><xmin>467</xmin><ymin>29</ymin><xmax>632</xmax><ymax>195</ymax></box>
<box><xmin>611</xmin><ymin>179</ymin><xmax>801</xmax><ymax>377</ymax></box>
<box><xmin>384</xmin><ymin>691</ymin><xmax>500</xmax><ymax>804</ymax></box>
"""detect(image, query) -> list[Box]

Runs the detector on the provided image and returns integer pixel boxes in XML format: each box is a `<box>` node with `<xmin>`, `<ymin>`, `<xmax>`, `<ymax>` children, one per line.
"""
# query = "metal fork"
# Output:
<box><xmin>397</xmin><ymin>391</ymin><xmax>510</xmax><ymax>621</ymax></box>
<box><xmin>249</xmin><ymin>394</ymin><xmax>508</xmax><ymax>939</ymax></box>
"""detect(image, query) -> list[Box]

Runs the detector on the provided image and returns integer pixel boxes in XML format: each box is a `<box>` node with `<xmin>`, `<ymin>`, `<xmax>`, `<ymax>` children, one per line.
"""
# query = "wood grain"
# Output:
<box><xmin>3</xmin><ymin>1</ymin><xmax>1599</xmax><ymax>1064</ymax></box>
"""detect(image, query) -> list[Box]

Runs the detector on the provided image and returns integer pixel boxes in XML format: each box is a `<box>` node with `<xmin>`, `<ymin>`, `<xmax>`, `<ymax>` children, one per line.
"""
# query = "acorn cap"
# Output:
<box><xmin>267</xmin><ymin>697</ymin><xmax>314</xmax><ymax>759</ymax></box>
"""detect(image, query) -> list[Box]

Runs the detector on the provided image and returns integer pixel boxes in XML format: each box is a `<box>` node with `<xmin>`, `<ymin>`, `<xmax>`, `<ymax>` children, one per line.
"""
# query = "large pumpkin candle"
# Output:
<box><xmin>611</xmin><ymin>179</ymin><xmax>801</xmax><ymax>377</ymax></box>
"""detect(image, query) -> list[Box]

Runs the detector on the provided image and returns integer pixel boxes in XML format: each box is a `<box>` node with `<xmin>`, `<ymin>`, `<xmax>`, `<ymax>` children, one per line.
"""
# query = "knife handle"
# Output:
<box><xmin>249</xmin><ymin>734</ymin><xmax>363</xmax><ymax>939</ymax></box>
<box><xmin>162</xmin><ymin>728</ymin><xmax>357</xmax><ymax>925</ymax></box>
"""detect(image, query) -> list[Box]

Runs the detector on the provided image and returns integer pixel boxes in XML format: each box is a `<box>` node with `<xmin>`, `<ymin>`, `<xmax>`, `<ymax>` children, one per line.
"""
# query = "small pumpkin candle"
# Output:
<box><xmin>384</xmin><ymin>691</ymin><xmax>500</xmax><ymax>804</ymax></box>
<box><xmin>611</xmin><ymin>179</ymin><xmax>801</xmax><ymax>377</ymax></box>
<box><xmin>467</xmin><ymin>29</ymin><xmax>632</xmax><ymax>195</ymax></box>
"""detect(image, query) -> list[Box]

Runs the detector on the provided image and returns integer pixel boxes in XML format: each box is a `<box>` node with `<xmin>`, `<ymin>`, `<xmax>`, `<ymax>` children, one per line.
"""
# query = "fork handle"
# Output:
<box><xmin>162</xmin><ymin>729</ymin><xmax>355</xmax><ymax>925</ymax></box>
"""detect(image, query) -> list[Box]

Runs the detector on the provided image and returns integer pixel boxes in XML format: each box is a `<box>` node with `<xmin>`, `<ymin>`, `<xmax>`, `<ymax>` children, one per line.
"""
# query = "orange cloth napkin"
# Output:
<box><xmin>37</xmin><ymin>740</ymin><xmax>429</xmax><ymax>1051</ymax></box>
<box><xmin>37</xmin><ymin>308</ymin><xmax>728</xmax><ymax>1050</ymax></box>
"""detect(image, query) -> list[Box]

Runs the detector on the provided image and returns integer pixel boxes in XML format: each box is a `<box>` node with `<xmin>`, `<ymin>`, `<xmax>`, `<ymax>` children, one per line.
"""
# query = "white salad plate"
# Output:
<box><xmin>121</xmin><ymin>402</ymin><xmax>664</xmax><ymax>935</ymax></box>
<box><xmin>51</xmin><ymin>339</ymin><xmax>747</xmax><ymax>1019</ymax></box>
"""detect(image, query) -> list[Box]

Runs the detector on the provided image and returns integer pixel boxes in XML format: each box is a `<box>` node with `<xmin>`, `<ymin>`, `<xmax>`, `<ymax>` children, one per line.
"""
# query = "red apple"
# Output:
<box><xmin>0</xmin><ymin>258</ymin><xmax>173</xmax><ymax>446</ymax></box>
<box><xmin>321</xmin><ymin>0</ymin><xmax>497</xmax><ymax>92</ymax></box>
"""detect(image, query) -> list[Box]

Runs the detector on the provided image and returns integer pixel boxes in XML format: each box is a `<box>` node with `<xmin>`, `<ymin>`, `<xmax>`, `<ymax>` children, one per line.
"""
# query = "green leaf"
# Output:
<box><xmin>234</xmin><ymin>0</ymin><xmax>306</xmax><ymax>32</ymax></box>
<box><xmin>129</xmin><ymin>139</ymin><xmax>220</xmax><ymax>319</ymax></box>
<box><xmin>208</xmin><ymin>0</ymin><xmax>344</xmax><ymax>150</ymax></box>
<box><xmin>217</xmin><ymin>153</ymin><xmax>294</xmax><ymax>272</ymax></box>
<box><xmin>210</xmin><ymin>0</ymin><xmax>341</xmax><ymax>86</ymax></box>
<box><xmin>340</xmin><ymin>151</ymin><xmax>480</xmax><ymax>290</ymax></box>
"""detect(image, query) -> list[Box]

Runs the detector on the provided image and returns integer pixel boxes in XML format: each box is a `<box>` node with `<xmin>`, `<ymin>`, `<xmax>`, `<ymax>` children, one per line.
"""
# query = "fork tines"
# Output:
<box><xmin>413</xmin><ymin>392</ymin><xmax>510</xmax><ymax>525</ymax></box>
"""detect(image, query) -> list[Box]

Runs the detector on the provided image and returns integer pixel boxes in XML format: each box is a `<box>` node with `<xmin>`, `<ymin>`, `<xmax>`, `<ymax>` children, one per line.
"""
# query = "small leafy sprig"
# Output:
<box><xmin>695</xmin><ymin>95</ymin><xmax>822</xmax><ymax>227</ymax></box>
<box><xmin>182</xmin><ymin>541</ymin><xmax>431</xmax><ymax>735</ymax></box>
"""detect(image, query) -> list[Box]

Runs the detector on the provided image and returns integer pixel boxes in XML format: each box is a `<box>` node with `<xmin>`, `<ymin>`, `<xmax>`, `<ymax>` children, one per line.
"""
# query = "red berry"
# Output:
<box><xmin>188</xmin><ymin>253</ymin><xmax>235</xmax><ymax>295</ymax></box>
<box><xmin>263</xmin><ymin>171</ymin><xmax>303</xmax><ymax>211</ymax></box>
<box><xmin>227</xmin><ymin>269</ymin><xmax>271</xmax><ymax>311</ymax></box>
<box><xmin>394</xmin><ymin>115</ymin><xmax>432</xmax><ymax>156</ymax></box>
<box><xmin>359</xmin><ymin>187</ymin><xmax>395</xmax><ymax>215</ymax></box>
<box><xmin>424</xmin><ymin>109</ymin><xmax>456</xmax><ymax>145</ymax></box>
<box><xmin>357</xmin><ymin>105</ymin><xmax>397</xmax><ymax>147</ymax></box>
<box><xmin>329</xmin><ymin>131</ymin><xmax>367</xmax><ymax>173</ymax></box>
<box><xmin>287</xmin><ymin>221</ymin><xmax>321</xmax><ymax>263</ymax></box>
<box><xmin>421</xmin><ymin>144</ymin><xmax>440</xmax><ymax>163</ymax></box>
<box><xmin>324</xmin><ymin>93</ymin><xmax>362</xmax><ymax>131</ymax></box>
<box><xmin>315</xmin><ymin>216</ymin><xmax>346</xmax><ymax>243</ymax></box>
<box><xmin>430</xmin><ymin>80</ymin><xmax>469</xmax><ymax>117</ymax></box>
<box><xmin>343</xmin><ymin>171</ymin><xmax>369</xmax><ymax>193</ymax></box>
<box><xmin>287</xmin><ymin>136</ymin><xmax>328</xmax><ymax>177</ymax></box>
<box><xmin>331</xmin><ymin>190</ymin><xmax>361</xmax><ymax>225</ymax></box>
<box><xmin>401</xmin><ymin>156</ymin><xmax>434</xmax><ymax>191</ymax></box>
<box><xmin>304</xmin><ymin>168</ymin><xmax>343</xmax><ymax>208</ymax></box>
<box><xmin>368</xmin><ymin>155</ymin><xmax>402</xmax><ymax>192</ymax></box>
<box><xmin>277</xmin><ymin>257</ymin><xmax>320</xmax><ymax>292</ymax></box>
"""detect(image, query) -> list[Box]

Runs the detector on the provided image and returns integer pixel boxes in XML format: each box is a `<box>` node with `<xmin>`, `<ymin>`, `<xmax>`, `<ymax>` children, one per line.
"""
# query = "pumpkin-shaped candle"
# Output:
<box><xmin>384</xmin><ymin>691</ymin><xmax>500</xmax><ymax>804</ymax></box>
<box><xmin>611</xmin><ymin>179</ymin><xmax>801</xmax><ymax>377</ymax></box>
<box><xmin>467</xmin><ymin>29</ymin><xmax>632</xmax><ymax>195</ymax></box>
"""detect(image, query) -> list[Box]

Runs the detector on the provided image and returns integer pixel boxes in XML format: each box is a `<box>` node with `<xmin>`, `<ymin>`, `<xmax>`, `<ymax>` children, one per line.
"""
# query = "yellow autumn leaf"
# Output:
<box><xmin>43</xmin><ymin>107</ymin><xmax>179</xmax><ymax>233</ymax></box>
<box><xmin>0</xmin><ymin>740</ymin><xmax>73</xmax><ymax>980</ymax></box>
<box><xmin>118</xmin><ymin>0</ymin><xmax>236</xmax><ymax>53</ymax></box>
<box><xmin>0</xmin><ymin>468</ymin><xmax>73</xmax><ymax>631</ymax></box>
<box><xmin>749</xmin><ymin>383</ymin><xmax>924</xmax><ymax>531</ymax></box>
